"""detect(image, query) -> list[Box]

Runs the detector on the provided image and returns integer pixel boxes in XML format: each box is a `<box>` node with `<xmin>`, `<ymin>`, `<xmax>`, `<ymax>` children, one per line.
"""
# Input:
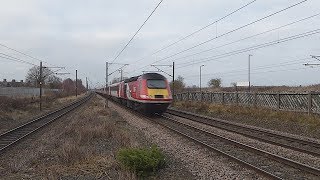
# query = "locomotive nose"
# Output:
<box><xmin>147</xmin><ymin>88</ymin><xmax>169</xmax><ymax>99</ymax></box>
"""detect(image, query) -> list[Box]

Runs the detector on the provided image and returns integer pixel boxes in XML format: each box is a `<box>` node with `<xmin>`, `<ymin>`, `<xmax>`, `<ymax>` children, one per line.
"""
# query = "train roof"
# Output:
<box><xmin>123</xmin><ymin>73</ymin><xmax>166</xmax><ymax>83</ymax></box>
<box><xmin>141</xmin><ymin>73</ymin><xmax>166</xmax><ymax>80</ymax></box>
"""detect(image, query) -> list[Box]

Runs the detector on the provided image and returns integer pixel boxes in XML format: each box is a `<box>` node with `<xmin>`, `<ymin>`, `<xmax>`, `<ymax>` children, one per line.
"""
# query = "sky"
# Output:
<box><xmin>0</xmin><ymin>0</ymin><xmax>319</xmax><ymax>88</ymax></box>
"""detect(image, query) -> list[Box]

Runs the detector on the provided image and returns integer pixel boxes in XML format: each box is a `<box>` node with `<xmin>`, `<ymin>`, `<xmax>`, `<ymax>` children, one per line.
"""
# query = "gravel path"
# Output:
<box><xmin>109</xmin><ymin>101</ymin><xmax>266</xmax><ymax>179</ymax></box>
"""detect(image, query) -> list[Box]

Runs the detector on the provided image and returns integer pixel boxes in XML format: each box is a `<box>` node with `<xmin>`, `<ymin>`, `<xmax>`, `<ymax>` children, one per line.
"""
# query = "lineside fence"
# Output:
<box><xmin>174</xmin><ymin>92</ymin><xmax>320</xmax><ymax>115</ymax></box>
<box><xmin>0</xmin><ymin>87</ymin><xmax>61</xmax><ymax>98</ymax></box>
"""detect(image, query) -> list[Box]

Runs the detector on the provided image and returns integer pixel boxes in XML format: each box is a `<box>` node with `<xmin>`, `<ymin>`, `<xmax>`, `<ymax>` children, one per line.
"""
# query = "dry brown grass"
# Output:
<box><xmin>29</xmin><ymin>96</ymin><xmax>139</xmax><ymax>179</ymax></box>
<box><xmin>0</xmin><ymin>93</ymin><xmax>86</xmax><ymax>134</ymax></box>
<box><xmin>0</xmin><ymin>95</ymin><xmax>153</xmax><ymax>179</ymax></box>
<box><xmin>173</xmin><ymin>101</ymin><xmax>320</xmax><ymax>139</ymax></box>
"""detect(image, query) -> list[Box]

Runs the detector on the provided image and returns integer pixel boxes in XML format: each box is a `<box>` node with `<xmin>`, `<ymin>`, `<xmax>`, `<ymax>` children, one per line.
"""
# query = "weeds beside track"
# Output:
<box><xmin>0</xmin><ymin>93</ymin><xmax>93</xmax><ymax>153</ymax></box>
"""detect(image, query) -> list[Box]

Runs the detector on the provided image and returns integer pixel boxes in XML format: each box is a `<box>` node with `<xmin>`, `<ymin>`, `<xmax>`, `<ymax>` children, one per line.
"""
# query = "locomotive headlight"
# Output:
<box><xmin>140</xmin><ymin>95</ymin><xmax>151</xmax><ymax>99</ymax></box>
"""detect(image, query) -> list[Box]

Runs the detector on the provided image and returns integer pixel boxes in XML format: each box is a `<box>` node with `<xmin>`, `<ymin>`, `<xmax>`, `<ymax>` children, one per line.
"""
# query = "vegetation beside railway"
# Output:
<box><xmin>117</xmin><ymin>145</ymin><xmax>166</xmax><ymax>177</ymax></box>
<box><xmin>0</xmin><ymin>93</ymin><xmax>86</xmax><ymax>134</ymax></box>
<box><xmin>0</xmin><ymin>95</ymin><xmax>176</xmax><ymax>179</ymax></box>
<box><xmin>172</xmin><ymin>101</ymin><xmax>320</xmax><ymax>139</ymax></box>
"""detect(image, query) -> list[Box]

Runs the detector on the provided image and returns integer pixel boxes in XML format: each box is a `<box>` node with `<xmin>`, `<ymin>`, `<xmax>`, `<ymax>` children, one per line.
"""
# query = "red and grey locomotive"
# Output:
<box><xmin>108</xmin><ymin>73</ymin><xmax>172</xmax><ymax>114</ymax></box>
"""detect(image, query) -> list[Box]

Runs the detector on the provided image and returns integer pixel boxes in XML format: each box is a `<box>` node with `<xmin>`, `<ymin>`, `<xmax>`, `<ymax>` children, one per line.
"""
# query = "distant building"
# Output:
<box><xmin>0</xmin><ymin>79</ymin><xmax>26</xmax><ymax>87</ymax></box>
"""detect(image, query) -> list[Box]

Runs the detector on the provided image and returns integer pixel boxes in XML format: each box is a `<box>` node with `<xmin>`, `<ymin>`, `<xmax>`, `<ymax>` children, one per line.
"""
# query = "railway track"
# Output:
<box><xmin>157</xmin><ymin>113</ymin><xmax>320</xmax><ymax>179</ymax></box>
<box><xmin>166</xmin><ymin>108</ymin><xmax>320</xmax><ymax>157</ymax></box>
<box><xmin>0</xmin><ymin>93</ymin><xmax>93</xmax><ymax>153</ymax></box>
<box><xmin>99</xmin><ymin>95</ymin><xmax>320</xmax><ymax>179</ymax></box>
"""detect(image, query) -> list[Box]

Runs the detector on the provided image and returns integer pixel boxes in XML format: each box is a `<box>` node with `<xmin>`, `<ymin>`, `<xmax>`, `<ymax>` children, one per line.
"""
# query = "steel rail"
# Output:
<box><xmin>0</xmin><ymin>93</ymin><xmax>93</xmax><ymax>153</ymax></box>
<box><xmin>97</xmin><ymin>94</ymin><xmax>320</xmax><ymax>178</ymax></box>
<box><xmin>97</xmin><ymin>94</ymin><xmax>282</xmax><ymax>179</ymax></box>
<box><xmin>159</xmin><ymin>114</ymin><xmax>320</xmax><ymax>179</ymax></box>
<box><xmin>166</xmin><ymin>108</ymin><xmax>320</xmax><ymax>157</ymax></box>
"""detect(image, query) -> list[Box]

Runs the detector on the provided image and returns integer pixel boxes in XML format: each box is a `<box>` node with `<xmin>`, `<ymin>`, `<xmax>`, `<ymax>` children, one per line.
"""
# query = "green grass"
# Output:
<box><xmin>117</xmin><ymin>145</ymin><xmax>166</xmax><ymax>178</ymax></box>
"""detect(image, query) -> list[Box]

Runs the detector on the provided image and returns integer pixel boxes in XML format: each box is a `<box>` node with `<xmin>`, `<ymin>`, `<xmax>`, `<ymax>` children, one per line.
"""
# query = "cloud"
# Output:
<box><xmin>0</xmin><ymin>0</ymin><xmax>320</xmax><ymax>87</ymax></box>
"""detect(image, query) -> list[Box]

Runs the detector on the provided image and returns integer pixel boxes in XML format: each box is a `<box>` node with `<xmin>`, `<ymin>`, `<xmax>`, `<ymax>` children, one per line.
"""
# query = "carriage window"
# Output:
<box><xmin>147</xmin><ymin>80</ymin><xmax>166</xmax><ymax>89</ymax></box>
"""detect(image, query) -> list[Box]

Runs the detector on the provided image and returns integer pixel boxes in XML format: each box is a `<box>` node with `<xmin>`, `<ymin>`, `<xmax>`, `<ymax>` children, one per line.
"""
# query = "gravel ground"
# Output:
<box><xmin>171</xmin><ymin>102</ymin><xmax>320</xmax><ymax>139</ymax></box>
<box><xmin>0</xmin><ymin>95</ymin><xmax>193</xmax><ymax>179</ymax></box>
<box><xmin>109</xmin><ymin>101</ymin><xmax>267</xmax><ymax>179</ymax></box>
<box><xmin>166</xmin><ymin>113</ymin><xmax>320</xmax><ymax>170</ymax></box>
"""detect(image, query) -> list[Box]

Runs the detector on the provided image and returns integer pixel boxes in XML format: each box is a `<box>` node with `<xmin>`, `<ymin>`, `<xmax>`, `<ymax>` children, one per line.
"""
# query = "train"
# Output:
<box><xmin>105</xmin><ymin>73</ymin><xmax>173</xmax><ymax>114</ymax></box>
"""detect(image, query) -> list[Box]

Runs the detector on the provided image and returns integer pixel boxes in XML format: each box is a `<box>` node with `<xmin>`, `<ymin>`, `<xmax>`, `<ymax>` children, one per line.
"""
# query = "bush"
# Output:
<box><xmin>0</xmin><ymin>96</ymin><xmax>30</xmax><ymax>110</ymax></box>
<box><xmin>117</xmin><ymin>145</ymin><xmax>166</xmax><ymax>177</ymax></box>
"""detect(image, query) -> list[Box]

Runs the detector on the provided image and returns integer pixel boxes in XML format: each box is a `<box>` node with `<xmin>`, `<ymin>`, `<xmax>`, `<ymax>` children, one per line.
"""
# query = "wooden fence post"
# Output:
<box><xmin>236</xmin><ymin>92</ymin><xmax>239</xmax><ymax>105</ymax></box>
<box><xmin>277</xmin><ymin>93</ymin><xmax>281</xmax><ymax>110</ymax></box>
<box><xmin>254</xmin><ymin>93</ymin><xmax>257</xmax><ymax>107</ymax></box>
<box><xmin>222</xmin><ymin>92</ymin><xmax>225</xmax><ymax>104</ymax></box>
<box><xmin>308</xmin><ymin>92</ymin><xmax>312</xmax><ymax>115</ymax></box>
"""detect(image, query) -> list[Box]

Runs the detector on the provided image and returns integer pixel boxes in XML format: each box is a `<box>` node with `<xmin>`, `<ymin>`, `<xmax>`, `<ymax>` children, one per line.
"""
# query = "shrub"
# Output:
<box><xmin>0</xmin><ymin>96</ymin><xmax>30</xmax><ymax>110</ymax></box>
<box><xmin>117</xmin><ymin>145</ymin><xmax>166</xmax><ymax>177</ymax></box>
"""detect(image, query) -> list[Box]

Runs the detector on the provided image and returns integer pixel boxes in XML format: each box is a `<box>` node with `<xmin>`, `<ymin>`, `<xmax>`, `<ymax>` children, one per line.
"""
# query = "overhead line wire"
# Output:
<box><xmin>157</xmin><ymin>0</ymin><xmax>307</xmax><ymax>63</ymax></box>
<box><xmin>172</xmin><ymin>13</ymin><xmax>320</xmax><ymax>62</ymax></box>
<box><xmin>110</xmin><ymin>0</ymin><xmax>164</xmax><ymax>65</ymax></box>
<box><xmin>184</xmin><ymin>57</ymin><xmax>312</xmax><ymax>78</ymax></box>
<box><xmin>184</xmin><ymin>66</ymin><xmax>311</xmax><ymax>80</ymax></box>
<box><xmin>0</xmin><ymin>43</ymin><xmax>58</xmax><ymax>67</ymax></box>
<box><xmin>0</xmin><ymin>52</ymin><xmax>37</xmax><ymax>66</ymax></box>
<box><xmin>129</xmin><ymin>0</ymin><xmax>307</xmax><ymax>74</ymax></box>
<box><xmin>133</xmin><ymin>0</ymin><xmax>258</xmax><ymax>63</ymax></box>
<box><xmin>176</xmin><ymin>28</ymin><xmax>320</xmax><ymax>68</ymax></box>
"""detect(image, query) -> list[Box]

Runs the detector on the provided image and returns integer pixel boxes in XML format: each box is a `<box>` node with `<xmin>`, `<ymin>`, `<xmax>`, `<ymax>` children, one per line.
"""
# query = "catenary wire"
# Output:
<box><xmin>176</xmin><ymin>28</ymin><xmax>320</xmax><ymax>68</ymax></box>
<box><xmin>171</xmin><ymin>13</ymin><xmax>320</xmax><ymax>63</ymax></box>
<box><xmin>183</xmin><ymin>57</ymin><xmax>313</xmax><ymax>78</ymax></box>
<box><xmin>109</xmin><ymin>0</ymin><xmax>164</xmax><ymax>65</ymax></box>
<box><xmin>131</xmin><ymin>0</ymin><xmax>258</xmax><ymax>64</ymax></box>
<box><xmin>0</xmin><ymin>53</ymin><xmax>37</xmax><ymax>66</ymax></box>
<box><xmin>184</xmin><ymin>66</ymin><xmax>311</xmax><ymax>80</ymax></box>
<box><xmin>0</xmin><ymin>43</ymin><xmax>58</xmax><ymax>67</ymax></box>
<box><xmin>128</xmin><ymin>0</ymin><xmax>308</xmax><ymax>74</ymax></box>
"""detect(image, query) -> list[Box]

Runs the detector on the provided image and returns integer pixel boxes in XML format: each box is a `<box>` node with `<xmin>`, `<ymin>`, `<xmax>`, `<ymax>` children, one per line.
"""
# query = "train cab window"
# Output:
<box><xmin>147</xmin><ymin>80</ymin><xmax>166</xmax><ymax>89</ymax></box>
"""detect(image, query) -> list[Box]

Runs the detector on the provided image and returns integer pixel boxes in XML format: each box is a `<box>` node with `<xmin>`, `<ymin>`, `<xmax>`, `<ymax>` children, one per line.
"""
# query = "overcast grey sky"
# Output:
<box><xmin>0</xmin><ymin>0</ymin><xmax>319</xmax><ymax>88</ymax></box>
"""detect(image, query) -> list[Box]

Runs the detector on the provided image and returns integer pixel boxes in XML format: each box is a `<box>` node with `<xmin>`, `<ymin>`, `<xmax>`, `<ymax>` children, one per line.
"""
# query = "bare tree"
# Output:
<box><xmin>25</xmin><ymin>66</ymin><xmax>57</xmax><ymax>87</ymax></box>
<box><xmin>62</xmin><ymin>78</ymin><xmax>86</xmax><ymax>95</ymax></box>
<box><xmin>48</xmin><ymin>76</ymin><xmax>62</xmax><ymax>89</ymax></box>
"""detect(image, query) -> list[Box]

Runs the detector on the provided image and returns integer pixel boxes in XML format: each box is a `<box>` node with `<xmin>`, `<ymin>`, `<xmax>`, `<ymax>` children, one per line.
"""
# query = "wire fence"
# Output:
<box><xmin>175</xmin><ymin>91</ymin><xmax>320</xmax><ymax>114</ymax></box>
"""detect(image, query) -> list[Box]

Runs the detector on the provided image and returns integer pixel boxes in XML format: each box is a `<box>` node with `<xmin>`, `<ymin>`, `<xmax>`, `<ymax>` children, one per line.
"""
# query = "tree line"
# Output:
<box><xmin>170</xmin><ymin>76</ymin><xmax>222</xmax><ymax>93</ymax></box>
<box><xmin>25</xmin><ymin>66</ymin><xmax>86</xmax><ymax>94</ymax></box>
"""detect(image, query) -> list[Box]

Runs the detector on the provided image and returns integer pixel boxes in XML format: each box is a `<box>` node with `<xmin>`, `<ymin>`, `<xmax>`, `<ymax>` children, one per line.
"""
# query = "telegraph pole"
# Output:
<box><xmin>172</xmin><ymin>62</ymin><xmax>175</xmax><ymax>101</ymax></box>
<box><xmin>39</xmin><ymin>61</ymin><xmax>43</xmax><ymax>111</ymax></box>
<box><xmin>75</xmin><ymin>69</ymin><xmax>78</xmax><ymax>97</ymax></box>
<box><xmin>106</xmin><ymin>62</ymin><xmax>109</xmax><ymax>108</ymax></box>
<box><xmin>86</xmin><ymin>77</ymin><xmax>88</xmax><ymax>92</ymax></box>
<box><xmin>200</xmin><ymin>65</ymin><xmax>205</xmax><ymax>92</ymax></box>
<box><xmin>248</xmin><ymin>54</ymin><xmax>253</xmax><ymax>92</ymax></box>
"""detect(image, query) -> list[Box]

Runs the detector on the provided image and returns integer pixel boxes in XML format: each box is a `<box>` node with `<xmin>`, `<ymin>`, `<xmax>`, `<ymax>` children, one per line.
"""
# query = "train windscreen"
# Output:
<box><xmin>147</xmin><ymin>80</ymin><xmax>166</xmax><ymax>89</ymax></box>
